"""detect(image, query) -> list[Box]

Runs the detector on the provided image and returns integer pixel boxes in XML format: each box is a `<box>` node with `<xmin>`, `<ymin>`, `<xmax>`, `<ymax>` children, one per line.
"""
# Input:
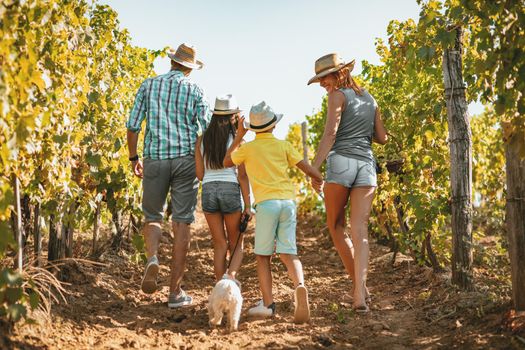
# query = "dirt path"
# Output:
<box><xmin>9</xmin><ymin>211</ymin><xmax>521</xmax><ymax>349</ymax></box>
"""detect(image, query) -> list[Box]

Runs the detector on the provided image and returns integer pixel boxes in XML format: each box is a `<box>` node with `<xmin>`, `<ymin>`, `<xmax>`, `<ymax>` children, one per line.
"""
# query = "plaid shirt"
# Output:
<box><xmin>126</xmin><ymin>70</ymin><xmax>211</xmax><ymax>159</ymax></box>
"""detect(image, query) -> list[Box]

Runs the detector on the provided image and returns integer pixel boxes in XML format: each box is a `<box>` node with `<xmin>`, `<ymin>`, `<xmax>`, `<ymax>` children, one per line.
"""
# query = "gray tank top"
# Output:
<box><xmin>331</xmin><ymin>88</ymin><xmax>377</xmax><ymax>163</ymax></box>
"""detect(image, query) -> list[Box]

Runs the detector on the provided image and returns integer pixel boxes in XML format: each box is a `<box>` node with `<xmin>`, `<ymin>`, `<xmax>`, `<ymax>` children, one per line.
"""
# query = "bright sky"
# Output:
<box><xmin>101</xmin><ymin>0</ymin><xmax>483</xmax><ymax>139</ymax></box>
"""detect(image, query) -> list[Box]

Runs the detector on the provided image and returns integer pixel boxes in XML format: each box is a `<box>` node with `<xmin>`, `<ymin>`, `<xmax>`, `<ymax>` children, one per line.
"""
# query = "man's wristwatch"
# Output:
<box><xmin>129</xmin><ymin>155</ymin><xmax>139</xmax><ymax>162</ymax></box>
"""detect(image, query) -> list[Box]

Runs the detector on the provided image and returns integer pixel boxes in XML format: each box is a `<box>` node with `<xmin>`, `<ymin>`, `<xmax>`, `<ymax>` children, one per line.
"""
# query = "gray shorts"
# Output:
<box><xmin>201</xmin><ymin>181</ymin><xmax>242</xmax><ymax>214</ymax></box>
<box><xmin>326</xmin><ymin>152</ymin><xmax>377</xmax><ymax>188</ymax></box>
<box><xmin>142</xmin><ymin>156</ymin><xmax>198</xmax><ymax>223</ymax></box>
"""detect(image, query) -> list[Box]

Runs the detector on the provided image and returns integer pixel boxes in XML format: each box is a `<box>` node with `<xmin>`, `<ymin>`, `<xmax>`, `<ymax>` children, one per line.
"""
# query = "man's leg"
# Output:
<box><xmin>169</xmin><ymin>221</ymin><xmax>191</xmax><ymax>295</ymax></box>
<box><xmin>144</xmin><ymin>222</ymin><xmax>162</xmax><ymax>259</ymax></box>
<box><xmin>167</xmin><ymin>156</ymin><xmax>198</xmax><ymax>307</ymax></box>
<box><xmin>141</xmin><ymin>159</ymin><xmax>170</xmax><ymax>294</ymax></box>
<box><xmin>141</xmin><ymin>222</ymin><xmax>162</xmax><ymax>294</ymax></box>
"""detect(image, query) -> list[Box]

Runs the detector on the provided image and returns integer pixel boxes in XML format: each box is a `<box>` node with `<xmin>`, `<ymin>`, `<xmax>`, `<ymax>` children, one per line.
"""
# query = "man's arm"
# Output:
<box><xmin>195</xmin><ymin>136</ymin><xmax>204</xmax><ymax>181</ymax></box>
<box><xmin>126</xmin><ymin>80</ymin><xmax>148</xmax><ymax>178</ymax></box>
<box><xmin>194</xmin><ymin>87</ymin><xmax>211</xmax><ymax>132</ymax></box>
<box><xmin>127</xmin><ymin>130</ymin><xmax>143</xmax><ymax>178</ymax></box>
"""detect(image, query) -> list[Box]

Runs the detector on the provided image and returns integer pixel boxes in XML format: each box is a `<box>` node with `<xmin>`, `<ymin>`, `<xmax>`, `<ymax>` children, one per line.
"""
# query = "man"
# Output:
<box><xmin>126</xmin><ymin>43</ymin><xmax>211</xmax><ymax>308</ymax></box>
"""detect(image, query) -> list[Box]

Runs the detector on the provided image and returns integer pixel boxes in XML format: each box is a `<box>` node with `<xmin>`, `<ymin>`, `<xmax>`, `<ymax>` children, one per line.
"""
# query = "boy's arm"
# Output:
<box><xmin>223</xmin><ymin>116</ymin><xmax>248</xmax><ymax>168</ymax></box>
<box><xmin>296</xmin><ymin>160</ymin><xmax>323</xmax><ymax>182</ymax></box>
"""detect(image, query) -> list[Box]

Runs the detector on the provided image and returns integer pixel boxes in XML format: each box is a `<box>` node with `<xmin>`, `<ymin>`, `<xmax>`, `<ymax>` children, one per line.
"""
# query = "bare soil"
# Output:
<box><xmin>6</xmin><ymin>211</ymin><xmax>525</xmax><ymax>349</ymax></box>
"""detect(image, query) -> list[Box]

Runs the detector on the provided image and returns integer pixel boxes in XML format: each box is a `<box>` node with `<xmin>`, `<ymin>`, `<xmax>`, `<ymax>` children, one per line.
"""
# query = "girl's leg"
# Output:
<box><xmin>349</xmin><ymin>186</ymin><xmax>375</xmax><ymax>308</ymax></box>
<box><xmin>323</xmin><ymin>183</ymin><xmax>355</xmax><ymax>282</ymax></box>
<box><xmin>224</xmin><ymin>211</ymin><xmax>243</xmax><ymax>279</ymax></box>
<box><xmin>204</xmin><ymin>212</ymin><xmax>228</xmax><ymax>281</ymax></box>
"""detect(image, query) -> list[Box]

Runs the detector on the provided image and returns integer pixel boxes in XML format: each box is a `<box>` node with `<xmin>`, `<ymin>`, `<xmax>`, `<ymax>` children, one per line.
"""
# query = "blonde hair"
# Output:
<box><xmin>333</xmin><ymin>67</ymin><xmax>362</xmax><ymax>96</ymax></box>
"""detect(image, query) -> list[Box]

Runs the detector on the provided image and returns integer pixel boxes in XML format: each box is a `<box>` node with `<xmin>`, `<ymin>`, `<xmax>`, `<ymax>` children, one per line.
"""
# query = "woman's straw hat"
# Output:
<box><xmin>307</xmin><ymin>53</ymin><xmax>355</xmax><ymax>85</ymax></box>
<box><xmin>244</xmin><ymin>101</ymin><xmax>283</xmax><ymax>132</ymax></box>
<box><xmin>213</xmin><ymin>94</ymin><xmax>242</xmax><ymax>115</ymax></box>
<box><xmin>168</xmin><ymin>43</ymin><xmax>204</xmax><ymax>70</ymax></box>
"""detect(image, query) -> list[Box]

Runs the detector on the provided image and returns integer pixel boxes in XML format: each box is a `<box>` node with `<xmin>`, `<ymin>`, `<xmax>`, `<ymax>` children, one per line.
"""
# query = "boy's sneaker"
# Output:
<box><xmin>168</xmin><ymin>289</ymin><xmax>193</xmax><ymax>308</ymax></box>
<box><xmin>247</xmin><ymin>300</ymin><xmax>275</xmax><ymax>318</ymax></box>
<box><xmin>141</xmin><ymin>255</ymin><xmax>159</xmax><ymax>294</ymax></box>
<box><xmin>294</xmin><ymin>285</ymin><xmax>310</xmax><ymax>323</ymax></box>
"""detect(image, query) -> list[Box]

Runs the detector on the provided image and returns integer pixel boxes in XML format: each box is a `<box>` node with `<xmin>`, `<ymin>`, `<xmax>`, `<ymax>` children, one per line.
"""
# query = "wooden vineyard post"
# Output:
<box><xmin>92</xmin><ymin>201</ymin><xmax>101</xmax><ymax>255</ymax></box>
<box><xmin>33</xmin><ymin>204</ymin><xmax>42</xmax><ymax>267</ymax></box>
<box><xmin>442</xmin><ymin>26</ymin><xmax>473</xmax><ymax>290</ymax></box>
<box><xmin>13</xmin><ymin>175</ymin><xmax>23</xmax><ymax>272</ymax></box>
<box><xmin>505</xmin><ymin>129</ymin><xmax>525</xmax><ymax>310</ymax></box>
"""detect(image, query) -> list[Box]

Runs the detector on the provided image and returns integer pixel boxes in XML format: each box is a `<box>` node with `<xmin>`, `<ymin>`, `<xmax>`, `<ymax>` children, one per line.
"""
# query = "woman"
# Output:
<box><xmin>195</xmin><ymin>94</ymin><xmax>252</xmax><ymax>282</ymax></box>
<box><xmin>308</xmin><ymin>53</ymin><xmax>387</xmax><ymax>313</ymax></box>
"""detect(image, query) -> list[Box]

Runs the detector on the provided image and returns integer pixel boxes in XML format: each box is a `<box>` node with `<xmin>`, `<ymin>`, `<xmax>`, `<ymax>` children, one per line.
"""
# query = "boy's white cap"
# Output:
<box><xmin>244</xmin><ymin>101</ymin><xmax>283</xmax><ymax>132</ymax></box>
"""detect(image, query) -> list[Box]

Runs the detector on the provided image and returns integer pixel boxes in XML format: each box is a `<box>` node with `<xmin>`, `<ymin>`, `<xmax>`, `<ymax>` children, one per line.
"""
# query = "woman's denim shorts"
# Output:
<box><xmin>326</xmin><ymin>152</ymin><xmax>377</xmax><ymax>188</ymax></box>
<box><xmin>201</xmin><ymin>181</ymin><xmax>242</xmax><ymax>214</ymax></box>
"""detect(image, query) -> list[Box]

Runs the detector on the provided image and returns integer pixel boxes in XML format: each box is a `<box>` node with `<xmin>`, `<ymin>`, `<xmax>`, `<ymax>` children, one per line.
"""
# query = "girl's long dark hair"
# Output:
<box><xmin>202</xmin><ymin>114</ymin><xmax>237</xmax><ymax>169</ymax></box>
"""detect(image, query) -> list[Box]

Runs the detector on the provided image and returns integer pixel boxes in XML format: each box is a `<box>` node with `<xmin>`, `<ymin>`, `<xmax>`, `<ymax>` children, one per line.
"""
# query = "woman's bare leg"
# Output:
<box><xmin>349</xmin><ymin>186</ymin><xmax>375</xmax><ymax>308</ymax></box>
<box><xmin>323</xmin><ymin>183</ymin><xmax>355</xmax><ymax>282</ymax></box>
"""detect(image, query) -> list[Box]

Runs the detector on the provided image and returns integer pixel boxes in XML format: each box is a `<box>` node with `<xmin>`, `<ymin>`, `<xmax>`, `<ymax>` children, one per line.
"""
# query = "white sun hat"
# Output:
<box><xmin>244</xmin><ymin>101</ymin><xmax>283</xmax><ymax>132</ymax></box>
<box><xmin>212</xmin><ymin>94</ymin><xmax>242</xmax><ymax>115</ymax></box>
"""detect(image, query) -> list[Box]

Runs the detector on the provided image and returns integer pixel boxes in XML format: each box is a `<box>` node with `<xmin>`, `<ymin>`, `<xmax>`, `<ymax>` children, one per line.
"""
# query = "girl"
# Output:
<box><xmin>195</xmin><ymin>94</ymin><xmax>252</xmax><ymax>282</ymax></box>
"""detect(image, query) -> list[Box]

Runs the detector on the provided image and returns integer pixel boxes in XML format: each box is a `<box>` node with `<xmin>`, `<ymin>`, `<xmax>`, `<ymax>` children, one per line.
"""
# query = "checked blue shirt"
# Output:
<box><xmin>126</xmin><ymin>70</ymin><xmax>211</xmax><ymax>160</ymax></box>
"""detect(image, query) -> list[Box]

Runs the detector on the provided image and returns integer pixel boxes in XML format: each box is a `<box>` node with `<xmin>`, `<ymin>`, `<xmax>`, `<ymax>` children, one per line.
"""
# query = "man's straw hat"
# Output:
<box><xmin>307</xmin><ymin>53</ymin><xmax>355</xmax><ymax>85</ymax></box>
<box><xmin>168</xmin><ymin>43</ymin><xmax>204</xmax><ymax>70</ymax></box>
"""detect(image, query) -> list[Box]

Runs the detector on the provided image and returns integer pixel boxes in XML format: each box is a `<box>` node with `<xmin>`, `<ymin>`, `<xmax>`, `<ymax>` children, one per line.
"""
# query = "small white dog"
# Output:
<box><xmin>207</xmin><ymin>275</ymin><xmax>243</xmax><ymax>332</ymax></box>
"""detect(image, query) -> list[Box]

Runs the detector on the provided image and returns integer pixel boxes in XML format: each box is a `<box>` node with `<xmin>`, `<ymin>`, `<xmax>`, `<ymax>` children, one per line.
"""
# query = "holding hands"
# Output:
<box><xmin>310</xmin><ymin>176</ymin><xmax>323</xmax><ymax>194</ymax></box>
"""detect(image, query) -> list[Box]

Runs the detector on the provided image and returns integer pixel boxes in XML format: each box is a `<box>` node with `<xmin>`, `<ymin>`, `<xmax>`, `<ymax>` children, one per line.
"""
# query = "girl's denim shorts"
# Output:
<box><xmin>201</xmin><ymin>181</ymin><xmax>242</xmax><ymax>213</ymax></box>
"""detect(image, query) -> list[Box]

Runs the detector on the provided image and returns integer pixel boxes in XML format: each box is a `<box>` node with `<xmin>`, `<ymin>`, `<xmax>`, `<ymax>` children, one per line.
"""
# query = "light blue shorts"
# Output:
<box><xmin>254</xmin><ymin>199</ymin><xmax>297</xmax><ymax>256</ymax></box>
<box><xmin>326</xmin><ymin>152</ymin><xmax>377</xmax><ymax>188</ymax></box>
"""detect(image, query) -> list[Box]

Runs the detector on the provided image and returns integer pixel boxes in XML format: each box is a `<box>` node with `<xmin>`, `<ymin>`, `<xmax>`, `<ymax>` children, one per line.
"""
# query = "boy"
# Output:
<box><xmin>223</xmin><ymin>101</ymin><xmax>323</xmax><ymax>323</ymax></box>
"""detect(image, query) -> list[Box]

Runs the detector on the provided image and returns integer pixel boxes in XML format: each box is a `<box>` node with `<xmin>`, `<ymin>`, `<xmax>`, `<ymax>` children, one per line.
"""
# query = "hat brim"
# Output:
<box><xmin>244</xmin><ymin>114</ymin><xmax>283</xmax><ymax>132</ymax></box>
<box><xmin>168</xmin><ymin>53</ymin><xmax>204</xmax><ymax>70</ymax></box>
<box><xmin>307</xmin><ymin>60</ymin><xmax>355</xmax><ymax>85</ymax></box>
<box><xmin>212</xmin><ymin>108</ymin><xmax>242</xmax><ymax>115</ymax></box>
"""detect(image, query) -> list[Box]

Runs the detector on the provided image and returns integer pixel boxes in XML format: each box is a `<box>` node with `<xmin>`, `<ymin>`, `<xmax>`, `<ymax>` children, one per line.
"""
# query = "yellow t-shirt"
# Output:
<box><xmin>231</xmin><ymin>133</ymin><xmax>303</xmax><ymax>204</ymax></box>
